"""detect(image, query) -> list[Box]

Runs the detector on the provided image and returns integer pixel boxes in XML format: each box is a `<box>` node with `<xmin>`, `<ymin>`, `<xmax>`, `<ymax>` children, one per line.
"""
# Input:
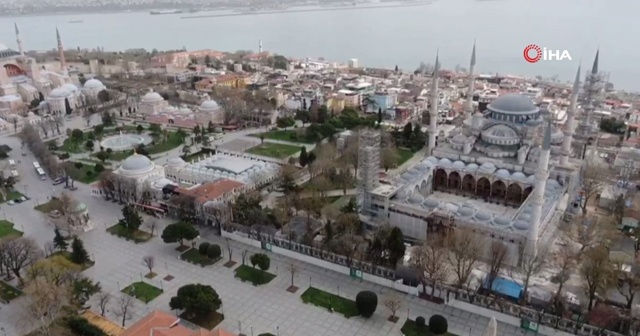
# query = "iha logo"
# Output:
<box><xmin>523</xmin><ymin>44</ymin><xmax>572</xmax><ymax>63</ymax></box>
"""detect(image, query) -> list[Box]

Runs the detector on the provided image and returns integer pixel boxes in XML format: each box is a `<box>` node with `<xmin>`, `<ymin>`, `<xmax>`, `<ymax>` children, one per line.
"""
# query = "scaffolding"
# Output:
<box><xmin>358</xmin><ymin>130</ymin><xmax>381</xmax><ymax>215</ymax></box>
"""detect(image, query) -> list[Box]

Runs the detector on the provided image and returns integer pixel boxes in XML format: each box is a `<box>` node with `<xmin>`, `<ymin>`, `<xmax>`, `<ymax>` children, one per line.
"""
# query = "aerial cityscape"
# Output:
<box><xmin>0</xmin><ymin>1</ymin><xmax>639</xmax><ymax>336</ymax></box>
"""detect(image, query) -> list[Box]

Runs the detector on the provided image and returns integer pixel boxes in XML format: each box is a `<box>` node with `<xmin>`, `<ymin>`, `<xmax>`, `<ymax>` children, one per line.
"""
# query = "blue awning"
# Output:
<box><xmin>484</xmin><ymin>277</ymin><xmax>523</xmax><ymax>300</ymax></box>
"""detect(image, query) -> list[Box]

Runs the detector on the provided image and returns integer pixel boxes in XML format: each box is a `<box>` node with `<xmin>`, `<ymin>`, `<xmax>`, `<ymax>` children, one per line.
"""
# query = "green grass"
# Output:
<box><xmin>181</xmin><ymin>248</ymin><xmax>220</xmax><ymax>267</ymax></box>
<box><xmin>0</xmin><ymin>281</ymin><xmax>23</xmax><ymax>303</ymax></box>
<box><xmin>252</xmin><ymin>129</ymin><xmax>316</xmax><ymax>144</ymax></box>
<box><xmin>0</xmin><ymin>220</ymin><xmax>22</xmax><ymax>239</ymax></box>
<box><xmin>245</xmin><ymin>143</ymin><xmax>301</xmax><ymax>159</ymax></box>
<box><xmin>121</xmin><ymin>281</ymin><xmax>163</xmax><ymax>303</ymax></box>
<box><xmin>63</xmin><ymin>162</ymin><xmax>108</xmax><ymax>184</ymax></box>
<box><xmin>148</xmin><ymin>132</ymin><xmax>184</xmax><ymax>154</ymax></box>
<box><xmin>397</xmin><ymin>148</ymin><xmax>416</xmax><ymax>166</ymax></box>
<box><xmin>0</xmin><ymin>190</ymin><xmax>24</xmax><ymax>203</ymax></box>
<box><xmin>302</xmin><ymin>173</ymin><xmax>356</xmax><ymax>191</ymax></box>
<box><xmin>50</xmin><ymin>251</ymin><xmax>94</xmax><ymax>270</ymax></box>
<box><xmin>234</xmin><ymin>264</ymin><xmax>276</xmax><ymax>286</ymax></box>
<box><xmin>106</xmin><ymin>224</ymin><xmax>152</xmax><ymax>243</ymax></box>
<box><xmin>34</xmin><ymin>198</ymin><xmax>63</xmax><ymax>213</ymax></box>
<box><xmin>179</xmin><ymin>311</ymin><xmax>224</xmax><ymax>330</ymax></box>
<box><xmin>61</xmin><ymin>138</ymin><xmax>88</xmax><ymax>153</ymax></box>
<box><xmin>300</xmin><ymin>287</ymin><xmax>359</xmax><ymax>318</ymax></box>
<box><xmin>400</xmin><ymin>319</ymin><xmax>458</xmax><ymax>336</ymax></box>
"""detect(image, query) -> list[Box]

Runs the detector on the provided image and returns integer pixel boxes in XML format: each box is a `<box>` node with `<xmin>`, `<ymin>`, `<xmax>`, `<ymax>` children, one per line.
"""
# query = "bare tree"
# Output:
<box><xmin>287</xmin><ymin>262</ymin><xmax>298</xmax><ymax>291</ymax></box>
<box><xmin>145</xmin><ymin>220</ymin><xmax>158</xmax><ymax>237</ymax></box>
<box><xmin>511</xmin><ymin>246</ymin><xmax>548</xmax><ymax>304</ymax></box>
<box><xmin>37</xmin><ymin>119</ymin><xmax>50</xmax><ymax>138</ymax></box>
<box><xmin>241</xmin><ymin>249</ymin><xmax>248</xmax><ymax>265</ymax></box>
<box><xmin>43</xmin><ymin>242</ymin><xmax>55</xmax><ymax>258</ymax></box>
<box><xmin>225</xmin><ymin>238</ymin><xmax>234</xmax><ymax>263</ymax></box>
<box><xmin>580</xmin><ymin>245</ymin><xmax>613</xmax><ymax>311</ymax></box>
<box><xmin>412</xmin><ymin>237</ymin><xmax>448</xmax><ymax>298</ymax></box>
<box><xmin>445</xmin><ymin>228</ymin><xmax>483</xmax><ymax>288</ymax></box>
<box><xmin>97</xmin><ymin>292</ymin><xmax>111</xmax><ymax>317</ymax></box>
<box><xmin>23</xmin><ymin>277</ymin><xmax>69</xmax><ymax>336</ymax></box>
<box><xmin>612</xmin><ymin>258</ymin><xmax>640</xmax><ymax>310</ymax></box>
<box><xmin>580</xmin><ymin>163</ymin><xmax>606</xmax><ymax>215</ymax></box>
<box><xmin>486</xmin><ymin>241</ymin><xmax>508</xmax><ymax>293</ymax></box>
<box><xmin>563</xmin><ymin>215</ymin><xmax>617</xmax><ymax>253</ymax></box>
<box><xmin>383</xmin><ymin>293</ymin><xmax>403</xmax><ymax>322</ymax></box>
<box><xmin>114</xmin><ymin>293</ymin><xmax>135</xmax><ymax>327</ymax></box>
<box><xmin>142</xmin><ymin>256</ymin><xmax>155</xmax><ymax>277</ymax></box>
<box><xmin>0</xmin><ymin>237</ymin><xmax>42</xmax><ymax>283</ymax></box>
<box><xmin>552</xmin><ymin>245</ymin><xmax>578</xmax><ymax>313</ymax></box>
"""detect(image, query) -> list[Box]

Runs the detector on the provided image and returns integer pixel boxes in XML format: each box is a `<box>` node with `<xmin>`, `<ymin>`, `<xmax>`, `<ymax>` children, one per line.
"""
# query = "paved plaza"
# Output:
<box><xmin>0</xmin><ymin>122</ymin><xmax>525</xmax><ymax>336</ymax></box>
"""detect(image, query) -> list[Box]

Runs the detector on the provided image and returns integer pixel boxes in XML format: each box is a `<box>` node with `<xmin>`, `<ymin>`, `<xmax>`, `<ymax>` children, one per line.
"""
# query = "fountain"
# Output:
<box><xmin>100</xmin><ymin>131</ymin><xmax>151</xmax><ymax>151</ymax></box>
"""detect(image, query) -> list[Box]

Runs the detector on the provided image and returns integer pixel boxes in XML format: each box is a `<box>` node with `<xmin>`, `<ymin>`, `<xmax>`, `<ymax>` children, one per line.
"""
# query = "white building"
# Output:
<box><xmin>81</xmin><ymin>78</ymin><xmax>106</xmax><ymax>100</ymax></box>
<box><xmin>139</xmin><ymin>90</ymin><xmax>169</xmax><ymax>115</ymax></box>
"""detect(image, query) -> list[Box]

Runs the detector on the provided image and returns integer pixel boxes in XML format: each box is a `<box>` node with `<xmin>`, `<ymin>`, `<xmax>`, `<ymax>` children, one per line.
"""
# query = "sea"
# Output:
<box><xmin>0</xmin><ymin>0</ymin><xmax>637</xmax><ymax>91</ymax></box>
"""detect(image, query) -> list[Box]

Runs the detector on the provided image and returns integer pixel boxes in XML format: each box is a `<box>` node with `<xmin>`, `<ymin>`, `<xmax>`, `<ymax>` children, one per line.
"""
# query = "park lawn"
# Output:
<box><xmin>91</xmin><ymin>149</ymin><xmax>131</xmax><ymax>161</ymax></box>
<box><xmin>61</xmin><ymin>137</ymin><xmax>88</xmax><ymax>153</ymax></box>
<box><xmin>0</xmin><ymin>280</ymin><xmax>23</xmax><ymax>302</ymax></box>
<box><xmin>147</xmin><ymin>132</ymin><xmax>184</xmax><ymax>154</ymax></box>
<box><xmin>396</xmin><ymin>148</ymin><xmax>416</xmax><ymax>166</ymax></box>
<box><xmin>300</xmin><ymin>287</ymin><xmax>359</xmax><ymax>318</ymax></box>
<box><xmin>0</xmin><ymin>220</ymin><xmax>22</xmax><ymax>239</ymax></box>
<box><xmin>302</xmin><ymin>173</ymin><xmax>356</xmax><ymax>191</ymax></box>
<box><xmin>106</xmin><ymin>224</ymin><xmax>152</xmax><ymax>243</ymax></box>
<box><xmin>245</xmin><ymin>143</ymin><xmax>301</xmax><ymax>159</ymax></box>
<box><xmin>179</xmin><ymin>311</ymin><xmax>224</xmax><ymax>330</ymax></box>
<box><xmin>121</xmin><ymin>281</ymin><xmax>163</xmax><ymax>303</ymax></box>
<box><xmin>234</xmin><ymin>265</ymin><xmax>276</xmax><ymax>286</ymax></box>
<box><xmin>0</xmin><ymin>190</ymin><xmax>24</xmax><ymax>203</ymax></box>
<box><xmin>50</xmin><ymin>251</ymin><xmax>95</xmax><ymax>271</ymax></box>
<box><xmin>64</xmin><ymin>162</ymin><xmax>108</xmax><ymax>184</ymax></box>
<box><xmin>181</xmin><ymin>248</ymin><xmax>220</xmax><ymax>267</ymax></box>
<box><xmin>401</xmin><ymin>319</ymin><xmax>458</xmax><ymax>336</ymax></box>
<box><xmin>34</xmin><ymin>198</ymin><xmax>63</xmax><ymax>213</ymax></box>
<box><xmin>252</xmin><ymin>129</ymin><xmax>315</xmax><ymax>144</ymax></box>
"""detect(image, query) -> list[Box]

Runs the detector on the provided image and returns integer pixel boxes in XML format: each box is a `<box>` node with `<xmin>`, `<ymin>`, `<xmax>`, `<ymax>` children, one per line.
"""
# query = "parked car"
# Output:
<box><xmin>7</xmin><ymin>200</ymin><xmax>15</xmax><ymax>205</ymax></box>
<box><xmin>52</xmin><ymin>178</ymin><xmax>65</xmax><ymax>185</ymax></box>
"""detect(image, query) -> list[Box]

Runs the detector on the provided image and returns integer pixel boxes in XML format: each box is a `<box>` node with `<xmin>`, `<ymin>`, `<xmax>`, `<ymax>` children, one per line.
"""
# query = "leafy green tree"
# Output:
<box><xmin>94</xmin><ymin>124</ymin><xmax>104</xmax><ymax>134</ymax></box>
<box><xmin>206</xmin><ymin>244</ymin><xmax>221</xmax><ymax>259</ymax></box>
<box><xmin>386</xmin><ymin>227</ymin><xmax>406</xmax><ymax>266</ymax></box>
<box><xmin>429</xmin><ymin>315</ymin><xmax>449</xmax><ymax>335</ymax></box>
<box><xmin>30</xmin><ymin>98</ymin><xmax>40</xmax><ymax>108</ymax></box>
<box><xmin>85</xmin><ymin>140</ymin><xmax>94</xmax><ymax>151</ymax></box>
<box><xmin>250</xmin><ymin>253</ymin><xmax>270</xmax><ymax>271</ymax></box>
<box><xmin>71</xmin><ymin>277</ymin><xmax>101</xmax><ymax>307</ymax></box>
<box><xmin>53</xmin><ymin>228</ymin><xmax>68</xmax><ymax>251</ymax></box>
<box><xmin>402</xmin><ymin>122</ymin><xmax>413</xmax><ymax>144</ymax></box>
<box><xmin>65</xmin><ymin>97</ymin><xmax>73</xmax><ymax>115</ymax></box>
<box><xmin>298</xmin><ymin>146</ymin><xmax>308</xmax><ymax>167</ymax></box>
<box><xmin>71</xmin><ymin>129</ymin><xmax>84</xmax><ymax>143</ymax></box>
<box><xmin>96</xmin><ymin>151</ymin><xmax>109</xmax><ymax>163</ymax></box>
<box><xmin>70</xmin><ymin>236</ymin><xmax>91</xmax><ymax>264</ymax></box>
<box><xmin>97</xmin><ymin>90</ymin><xmax>110</xmax><ymax>103</ymax></box>
<box><xmin>276</xmin><ymin>117</ymin><xmax>295</xmax><ymax>130</ymax></box>
<box><xmin>119</xmin><ymin>205</ymin><xmax>142</xmax><ymax>231</ymax></box>
<box><xmin>136</xmin><ymin>124</ymin><xmax>144</xmax><ymax>133</ymax></box>
<box><xmin>307</xmin><ymin>152</ymin><xmax>316</xmax><ymax>165</ymax></box>
<box><xmin>199</xmin><ymin>242</ymin><xmax>210</xmax><ymax>255</ymax></box>
<box><xmin>355</xmin><ymin>291</ymin><xmax>378</xmax><ymax>318</ymax></box>
<box><xmin>161</xmin><ymin>223</ymin><xmax>199</xmax><ymax>247</ymax></box>
<box><xmin>340</xmin><ymin>197</ymin><xmax>358</xmax><ymax>214</ymax></box>
<box><xmin>169</xmin><ymin>284</ymin><xmax>222</xmax><ymax>319</ymax></box>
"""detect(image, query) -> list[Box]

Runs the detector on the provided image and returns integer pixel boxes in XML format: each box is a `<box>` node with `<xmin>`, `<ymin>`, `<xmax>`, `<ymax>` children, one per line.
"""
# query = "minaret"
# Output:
<box><xmin>578</xmin><ymin>50</ymin><xmax>599</xmax><ymax>137</ymax></box>
<box><xmin>559</xmin><ymin>65</ymin><xmax>581</xmax><ymax>166</ymax></box>
<box><xmin>427</xmin><ymin>52</ymin><xmax>440</xmax><ymax>154</ymax></box>
<box><xmin>464</xmin><ymin>41</ymin><xmax>476</xmax><ymax>117</ymax></box>
<box><xmin>15</xmin><ymin>23</ymin><xmax>24</xmax><ymax>56</ymax></box>
<box><xmin>56</xmin><ymin>27</ymin><xmax>68</xmax><ymax>75</ymax></box>
<box><xmin>527</xmin><ymin>119</ymin><xmax>552</xmax><ymax>257</ymax></box>
<box><xmin>259</xmin><ymin>40</ymin><xmax>263</xmax><ymax>54</ymax></box>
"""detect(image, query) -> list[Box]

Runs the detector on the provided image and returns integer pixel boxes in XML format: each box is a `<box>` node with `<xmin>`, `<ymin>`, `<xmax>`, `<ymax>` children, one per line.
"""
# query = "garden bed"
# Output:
<box><xmin>34</xmin><ymin>198</ymin><xmax>63</xmax><ymax>213</ymax></box>
<box><xmin>121</xmin><ymin>281</ymin><xmax>163</xmax><ymax>303</ymax></box>
<box><xmin>50</xmin><ymin>251</ymin><xmax>94</xmax><ymax>271</ymax></box>
<box><xmin>245</xmin><ymin>143</ymin><xmax>301</xmax><ymax>159</ymax></box>
<box><xmin>251</xmin><ymin>129</ymin><xmax>315</xmax><ymax>144</ymax></box>
<box><xmin>0</xmin><ymin>220</ymin><xmax>22</xmax><ymax>239</ymax></box>
<box><xmin>106</xmin><ymin>224</ymin><xmax>152</xmax><ymax>243</ymax></box>
<box><xmin>300</xmin><ymin>287</ymin><xmax>359</xmax><ymax>318</ymax></box>
<box><xmin>234</xmin><ymin>265</ymin><xmax>276</xmax><ymax>286</ymax></box>
<box><xmin>179</xmin><ymin>311</ymin><xmax>224</xmax><ymax>330</ymax></box>
<box><xmin>0</xmin><ymin>280</ymin><xmax>23</xmax><ymax>303</ymax></box>
<box><xmin>180</xmin><ymin>248</ymin><xmax>221</xmax><ymax>267</ymax></box>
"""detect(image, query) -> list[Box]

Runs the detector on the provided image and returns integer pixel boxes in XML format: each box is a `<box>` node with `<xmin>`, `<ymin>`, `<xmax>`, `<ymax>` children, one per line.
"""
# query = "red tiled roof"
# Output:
<box><xmin>177</xmin><ymin>179</ymin><xmax>244</xmax><ymax>203</ymax></box>
<box><xmin>120</xmin><ymin>310</ymin><xmax>236</xmax><ymax>336</ymax></box>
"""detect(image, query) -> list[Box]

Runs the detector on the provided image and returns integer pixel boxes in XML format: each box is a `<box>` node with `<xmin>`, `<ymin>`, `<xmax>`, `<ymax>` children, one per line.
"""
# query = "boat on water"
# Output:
<box><xmin>150</xmin><ymin>9</ymin><xmax>183</xmax><ymax>15</ymax></box>
<box><xmin>68</xmin><ymin>20</ymin><xmax>83</xmax><ymax>23</ymax></box>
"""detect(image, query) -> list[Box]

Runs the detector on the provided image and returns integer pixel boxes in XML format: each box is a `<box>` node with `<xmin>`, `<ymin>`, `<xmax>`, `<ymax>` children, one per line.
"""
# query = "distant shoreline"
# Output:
<box><xmin>181</xmin><ymin>2</ymin><xmax>432</xmax><ymax>19</ymax></box>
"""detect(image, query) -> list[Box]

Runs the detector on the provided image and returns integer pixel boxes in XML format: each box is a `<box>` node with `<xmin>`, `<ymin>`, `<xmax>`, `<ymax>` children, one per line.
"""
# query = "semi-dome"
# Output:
<box><xmin>200</xmin><ymin>100</ymin><xmax>220</xmax><ymax>111</ymax></box>
<box><xmin>488</xmin><ymin>93</ymin><xmax>539</xmax><ymax>115</ymax></box>
<box><xmin>482</xmin><ymin>124</ymin><xmax>520</xmax><ymax>144</ymax></box>
<box><xmin>84</xmin><ymin>78</ymin><xmax>105</xmax><ymax>89</ymax></box>
<box><xmin>49</xmin><ymin>87</ymin><xmax>71</xmax><ymax>99</ymax></box>
<box><xmin>141</xmin><ymin>91</ymin><xmax>164</xmax><ymax>103</ymax></box>
<box><xmin>121</xmin><ymin>154</ymin><xmax>154</xmax><ymax>173</ymax></box>
<box><xmin>452</xmin><ymin>160</ymin><xmax>466</xmax><ymax>169</ymax></box>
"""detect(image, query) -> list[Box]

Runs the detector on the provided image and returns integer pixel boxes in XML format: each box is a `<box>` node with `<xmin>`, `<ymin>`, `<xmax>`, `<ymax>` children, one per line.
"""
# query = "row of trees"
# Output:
<box><xmin>20</xmin><ymin>124</ymin><xmax>61</xmax><ymax>176</ymax></box>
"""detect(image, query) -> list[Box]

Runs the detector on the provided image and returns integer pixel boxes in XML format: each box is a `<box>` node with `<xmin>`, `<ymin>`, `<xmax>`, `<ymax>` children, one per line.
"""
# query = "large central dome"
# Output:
<box><xmin>488</xmin><ymin>93</ymin><xmax>538</xmax><ymax>115</ymax></box>
<box><xmin>120</xmin><ymin>154</ymin><xmax>154</xmax><ymax>173</ymax></box>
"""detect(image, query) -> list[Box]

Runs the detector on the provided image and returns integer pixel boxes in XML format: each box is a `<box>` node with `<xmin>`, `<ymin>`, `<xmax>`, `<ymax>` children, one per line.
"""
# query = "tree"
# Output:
<box><xmin>260</xmin><ymin>134</ymin><xmax>265</xmax><ymax>144</ymax></box>
<box><xmin>142</xmin><ymin>255</ymin><xmax>155</xmax><ymax>276</ymax></box>
<box><xmin>98</xmin><ymin>292</ymin><xmax>111</xmax><ymax>316</ymax></box>
<box><xmin>0</xmin><ymin>237</ymin><xmax>42</xmax><ymax>283</ymax></box>
<box><xmin>96</xmin><ymin>151</ymin><xmax>109</xmax><ymax>163</ymax></box>
<box><xmin>382</xmin><ymin>146</ymin><xmax>400</xmax><ymax>172</ymax></box>
<box><xmin>136</xmin><ymin>124</ymin><xmax>144</xmax><ymax>133</ymax></box>
<box><xmin>65</xmin><ymin>97</ymin><xmax>73</xmax><ymax>115</ymax></box>
<box><xmin>161</xmin><ymin>223</ymin><xmax>199</xmax><ymax>247</ymax></box>
<box><xmin>429</xmin><ymin>315</ymin><xmax>449</xmax><ymax>335</ymax></box>
<box><xmin>355</xmin><ymin>291</ymin><xmax>378</xmax><ymax>318</ymax></box>
<box><xmin>486</xmin><ymin>241</ymin><xmax>507</xmax><ymax>292</ymax></box>
<box><xmin>612</xmin><ymin>258</ymin><xmax>640</xmax><ymax>310</ymax></box>
<box><xmin>114</xmin><ymin>293</ymin><xmax>135</xmax><ymax>327</ymax></box>
<box><xmin>386</xmin><ymin>227</ymin><xmax>405</xmax><ymax>266</ymax></box>
<box><xmin>23</xmin><ymin>276</ymin><xmax>68</xmax><ymax>336</ymax></box>
<box><xmin>580</xmin><ymin>245</ymin><xmax>613</xmax><ymax>311</ymax></box>
<box><xmin>511</xmin><ymin>246</ymin><xmax>547</xmax><ymax>304</ymax></box>
<box><xmin>118</xmin><ymin>205</ymin><xmax>142</xmax><ymax>231</ymax></box>
<box><xmin>71</xmin><ymin>276</ymin><xmax>101</xmax><ymax>307</ymax></box>
<box><xmin>552</xmin><ymin>245</ymin><xmax>578</xmax><ymax>313</ymax></box>
<box><xmin>580</xmin><ymin>163</ymin><xmax>606</xmax><ymax>215</ymax></box>
<box><xmin>287</xmin><ymin>262</ymin><xmax>298</xmax><ymax>289</ymax></box>
<box><xmin>53</xmin><ymin>228</ymin><xmax>68</xmax><ymax>251</ymax></box>
<box><xmin>206</xmin><ymin>244</ymin><xmax>221</xmax><ymax>259</ymax></box>
<box><xmin>412</xmin><ymin>237</ymin><xmax>448</xmax><ymax>297</ymax></box>
<box><xmin>182</xmin><ymin>145</ymin><xmax>191</xmax><ymax>157</ymax></box>
<box><xmin>377</xmin><ymin>107</ymin><xmax>383</xmax><ymax>125</ymax></box>
<box><xmin>445</xmin><ymin>229</ymin><xmax>482</xmax><ymax>288</ymax></box>
<box><xmin>299</xmin><ymin>146</ymin><xmax>308</xmax><ymax>166</ymax></box>
<box><xmin>250</xmin><ymin>253</ymin><xmax>270</xmax><ymax>271</ymax></box>
<box><xmin>563</xmin><ymin>215</ymin><xmax>617</xmax><ymax>253</ymax></box>
<box><xmin>384</xmin><ymin>293</ymin><xmax>402</xmax><ymax>322</ymax></box>
<box><xmin>97</xmin><ymin>90</ymin><xmax>110</xmax><ymax>103</ymax></box>
<box><xmin>169</xmin><ymin>284</ymin><xmax>222</xmax><ymax>319</ymax></box>
<box><xmin>612</xmin><ymin>194</ymin><xmax>626</xmax><ymax>226</ymax></box>
<box><xmin>70</xmin><ymin>236</ymin><xmax>90</xmax><ymax>265</ymax></box>
<box><xmin>199</xmin><ymin>242</ymin><xmax>210</xmax><ymax>256</ymax></box>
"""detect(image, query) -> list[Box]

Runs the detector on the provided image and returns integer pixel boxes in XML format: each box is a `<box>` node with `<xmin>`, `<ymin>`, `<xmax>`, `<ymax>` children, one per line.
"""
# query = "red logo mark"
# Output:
<box><xmin>523</xmin><ymin>44</ymin><xmax>542</xmax><ymax>63</ymax></box>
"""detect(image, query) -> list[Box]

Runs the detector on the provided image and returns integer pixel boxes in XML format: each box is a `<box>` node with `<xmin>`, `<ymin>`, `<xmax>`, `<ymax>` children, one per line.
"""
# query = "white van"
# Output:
<box><xmin>8</xmin><ymin>159</ymin><xmax>15</xmax><ymax>167</ymax></box>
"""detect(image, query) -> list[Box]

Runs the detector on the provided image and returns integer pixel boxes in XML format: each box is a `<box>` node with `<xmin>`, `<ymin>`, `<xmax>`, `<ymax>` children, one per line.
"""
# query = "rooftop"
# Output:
<box><xmin>206</xmin><ymin>158</ymin><xmax>255</xmax><ymax>175</ymax></box>
<box><xmin>178</xmin><ymin>179</ymin><xmax>244</xmax><ymax>203</ymax></box>
<box><xmin>120</xmin><ymin>310</ymin><xmax>236</xmax><ymax>336</ymax></box>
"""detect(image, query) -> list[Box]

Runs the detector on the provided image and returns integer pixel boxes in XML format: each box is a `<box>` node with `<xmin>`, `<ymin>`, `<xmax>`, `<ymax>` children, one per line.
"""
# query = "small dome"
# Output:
<box><xmin>168</xmin><ymin>157</ymin><xmax>186</xmax><ymax>167</ymax></box>
<box><xmin>83</xmin><ymin>78</ymin><xmax>105</xmax><ymax>89</ymax></box>
<box><xmin>426</xmin><ymin>157</ymin><xmax>439</xmax><ymax>164</ymax></box>
<box><xmin>457</xmin><ymin>207</ymin><xmax>474</xmax><ymax>217</ymax></box>
<box><xmin>518</xmin><ymin>213</ymin><xmax>531</xmax><ymax>221</ymax></box>
<box><xmin>409</xmin><ymin>195</ymin><xmax>423</xmax><ymax>204</ymax></box>
<box><xmin>452</xmin><ymin>134</ymin><xmax>467</xmax><ymax>144</ymax></box>
<box><xmin>61</xmin><ymin>83</ymin><xmax>79</xmax><ymax>92</ymax></box>
<box><xmin>496</xmin><ymin>169</ymin><xmax>510</xmax><ymax>178</ymax></box>
<box><xmin>475</xmin><ymin>211</ymin><xmax>492</xmax><ymax>221</ymax></box>
<box><xmin>514</xmin><ymin>220</ymin><xmax>530</xmax><ymax>230</ymax></box>
<box><xmin>466</xmin><ymin>163</ymin><xmax>479</xmax><ymax>171</ymax></box>
<box><xmin>547</xmin><ymin>179</ymin><xmax>561</xmax><ymax>189</ymax></box>
<box><xmin>494</xmin><ymin>216</ymin><xmax>511</xmax><ymax>226</ymax></box>
<box><xmin>415</xmin><ymin>162</ymin><xmax>430</xmax><ymax>171</ymax></box>
<box><xmin>71</xmin><ymin>202</ymin><xmax>87</xmax><ymax>213</ymax></box>
<box><xmin>200</xmin><ymin>99</ymin><xmax>220</xmax><ymax>111</ymax></box>
<box><xmin>488</xmin><ymin>93</ymin><xmax>539</xmax><ymax>115</ymax></box>
<box><xmin>483</xmin><ymin>124</ymin><xmax>519</xmax><ymax>139</ymax></box>
<box><xmin>444</xmin><ymin>203</ymin><xmax>458</xmax><ymax>212</ymax></box>
<box><xmin>452</xmin><ymin>161</ymin><xmax>466</xmax><ymax>169</ymax></box>
<box><xmin>142</xmin><ymin>91</ymin><xmax>164</xmax><ymax>103</ymax></box>
<box><xmin>439</xmin><ymin>158</ymin><xmax>452</xmax><ymax>167</ymax></box>
<box><xmin>512</xmin><ymin>172</ymin><xmax>526</xmax><ymax>180</ymax></box>
<box><xmin>527</xmin><ymin>175</ymin><xmax>536</xmax><ymax>183</ymax></box>
<box><xmin>424</xmin><ymin>199</ymin><xmax>439</xmax><ymax>208</ymax></box>
<box><xmin>121</xmin><ymin>153</ymin><xmax>154</xmax><ymax>172</ymax></box>
<box><xmin>49</xmin><ymin>87</ymin><xmax>71</xmax><ymax>99</ymax></box>
<box><xmin>479</xmin><ymin>162</ymin><xmax>496</xmax><ymax>173</ymax></box>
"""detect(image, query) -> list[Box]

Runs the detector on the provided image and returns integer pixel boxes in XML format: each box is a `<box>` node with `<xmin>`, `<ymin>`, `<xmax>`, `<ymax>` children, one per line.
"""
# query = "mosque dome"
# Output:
<box><xmin>514</xmin><ymin>220</ymin><xmax>530</xmax><ymax>230</ymax></box>
<box><xmin>452</xmin><ymin>161</ymin><xmax>466</xmax><ymax>169</ymax></box>
<box><xmin>61</xmin><ymin>83</ymin><xmax>79</xmax><ymax>92</ymax></box>
<box><xmin>49</xmin><ymin>87</ymin><xmax>71</xmax><ymax>99</ymax></box>
<box><xmin>457</xmin><ymin>207</ymin><xmax>474</xmax><ymax>217</ymax></box>
<box><xmin>527</xmin><ymin>175</ymin><xmax>536</xmax><ymax>183</ymax></box>
<box><xmin>479</xmin><ymin>162</ymin><xmax>496</xmax><ymax>173</ymax></box>
<box><xmin>426</xmin><ymin>157</ymin><xmax>439</xmax><ymax>164</ymax></box>
<box><xmin>439</xmin><ymin>158</ymin><xmax>452</xmax><ymax>167</ymax></box>
<box><xmin>466</xmin><ymin>163</ymin><xmax>479</xmax><ymax>171</ymax></box>
<box><xmin>200</xmin><ymin>100</ymin><xmax>220</xmax><ymax>111</ymax></box>
<box><xmin>452</xmin><ymin>134</ymin><xmax>467</xmax><ymax>144</ymax></box>
<box><xmin>84</xmin><ymin>78</ymin><xmax>105</xmax><ymax>90</ymax></box>
<box><xmin>488</xmin><ymin>93</ymin><xmax>539</xmax><ymax>115</ymax></box>
<box><xmin>512</xmin><ymin>172</ymin><xmax>526</xmax><ymax>180</ymax></box>
<box><xmin>167</xmin><ymin>157</ymin><xmax>186</xmax><ymax>167</ymax></box>
<box><xmin>120</xmin><ymin>154</ymin><xmax>154</xmax><ymax>173</ymax></box>
<box><xmin>409</xmin><ymin>195</ymin><xmax>423</xmax><ymax>204</ymax></box>
<box><xmin>496</xmin><ymin>169</ymin><xmax>510</xmax><ymax>178</ymax></box>
<box><xmin>141</xmin><ymin>91</ymin><xmax>164</xmax><ymax>103</ymax></box>
<box><xmin>424</xmin><ymin>199</ymin><xmax>439</xmax><ymax>208</ymax></box>
<box><xmin>494</xmin><ymin>216</ymin><xmax>511</xmax><ymax>226</ymax></box>
<box><xmin>482</xmin><ymin>124</ymin><xmax>520</xmax><ymax>145</ymax></box>
<box><xmin>475</xmin><ymin>211</ymin><xmax>492</xmax><ymax>222</ymax></box>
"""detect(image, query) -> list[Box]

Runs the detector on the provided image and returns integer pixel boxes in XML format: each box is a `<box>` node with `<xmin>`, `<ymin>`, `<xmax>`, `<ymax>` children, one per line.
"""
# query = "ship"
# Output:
<box><xmin>68</xmin><ymin>20</ymin><xmax>83</xmax><ymax>23</ymax></box>
<box><xmin>150</xmin><ymin>9</ymin><xmax>183</xmax><ymax>15</ymax></box>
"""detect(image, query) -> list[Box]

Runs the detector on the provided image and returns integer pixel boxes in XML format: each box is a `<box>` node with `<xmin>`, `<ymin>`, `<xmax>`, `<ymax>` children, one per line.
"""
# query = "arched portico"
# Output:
<box><xmin>448</xmin><ymin>171</ymin><xmax>461</xmax><ymax>190</ymax></box>
<box><xmin>477</xmin><ymin>177</ymin><xmax>491</xmax><ymax>199</ymax></box>
<box><xmin>434</xmin><ymin>169</ymin><xmax>447</xmax><ymax>190</ymax></box>
<box><xmin>506</xmin><ymin>183</ymin><xmax>524</xmax><ymax>205</ymax></box>
<box><xmin>462</xmin><ymin>174</ymin><xmax>475</xmax><ymax>195</ymax></box>
<box><xmin>491</xmin><ymin>180</ymin><xmax>506</xmax><ymax>202</ymax></box>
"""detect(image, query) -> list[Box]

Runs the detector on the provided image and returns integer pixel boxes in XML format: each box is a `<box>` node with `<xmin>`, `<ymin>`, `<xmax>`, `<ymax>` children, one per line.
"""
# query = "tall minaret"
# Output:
<box><xmin>527</xmin><ymin>119</ymin><xmax>552</xmax><ymax>257</ymax></box>
<box><xmin>259</xmin><ymin>39</ymin><xmax>263</xmax><ymax>54</ymax></box>
<box><xmin>56</xmin><ymin>27</ymin><xmax>68</xmax><ymax>75</ymax></box>
<box><xmin>427</xmin><ymin>52</ymin><xmax>440</xmax><ymax>154</ymax></box>
<box><xmin>578</xmin><ymin>50</ymin><xmax>599</xmax><ymax>137</ymax></box>
<box><xmin>464</xmin><ymin>41</ymin><xmax>476</xmax><ymax>117</ymax></box>
<box><xmin>559</xmin><ymin>65</ymin><xmax>581</xmax><ymax>166</ymax></box>
<box><xmin>15</xmin><ymin>23</ymin><xmax>24</xmax><ymax>56</ymax></box>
